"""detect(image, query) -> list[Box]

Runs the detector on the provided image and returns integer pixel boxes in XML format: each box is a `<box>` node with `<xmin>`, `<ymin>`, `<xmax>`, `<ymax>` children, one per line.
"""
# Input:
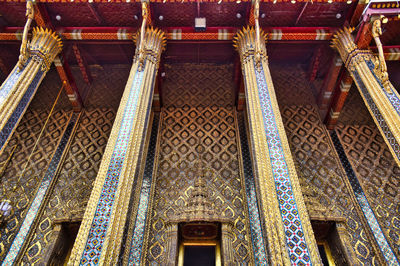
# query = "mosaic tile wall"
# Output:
<box><xmin>144</xmin><ymin>63</ymin><xmax>252</xmax><ymax>264</ymax></box>
<box><xmin>21</xmin><ymin>65</ymin><xmax>129</xmax><ymax>264</ymax></box>
<box><xmin>162</xmin><ymin>63</ymin><xmax>235</xmax><ymax>107</ymax></box>
<box><xmin>125</xmin><ymin>113</ymin><xmax>160</xmax><ymax>265</ymax></box>
<box><xmin>145</xmin><ymin>106</ymin><xmax>252</xmax><ymax>264</ymax></box>
<box><xmin>337</xmin><ymin>85</ymin><xmax>375</xmax><ymax>126</ymax></box>
<box><xmin>0</xmin><ymin>68</ymin><xmax>72</xmax><ymax>261</ymax></box>
<box><xmin>335</xmin><ymin>123</ymin><xmax>400</xmax><ymax>262</ymax></box>
<box><xmin>255</xmin><ymin>64</ymin><xmax>312</xmax><ymax>265</ymax></box>
<box><xmin>3</xmin><ymin>112</ymin><xmax>79</xmax><ymax>265</ymax></box>
<box><xmin>237</xmin><ymin>112</ymin><xmax>268</xmax><ymax>264</ymax></box>
<box><xmin>0</xmin><ymin>67</ymin><xmax>45</xmax><ymax>152</ymax></box>
<box><xmin>351</xmin><ymin>69</ymin><xmax>400</xmax><ymax>163</ymax></box>
<box><xmin>270</xmin><ymin>65</ymin><xmax>378</xmax><ymax>264</ymax></box>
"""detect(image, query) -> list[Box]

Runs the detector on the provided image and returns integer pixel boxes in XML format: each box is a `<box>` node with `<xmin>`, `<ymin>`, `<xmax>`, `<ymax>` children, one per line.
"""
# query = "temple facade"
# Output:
<box><xmin>0</xmin><ymin>0</ymin><xmax>399</xmax><ymax>265</ymax></box>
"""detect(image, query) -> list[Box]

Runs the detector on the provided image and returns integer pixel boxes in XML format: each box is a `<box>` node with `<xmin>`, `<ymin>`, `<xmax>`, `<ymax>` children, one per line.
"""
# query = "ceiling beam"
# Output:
<box><xmin>308</xmin><ymin>45</ymin><xmax>322</xmax><ymax>82</ymax></box>
<box><xmin>34</xmin><ymin>3</ymin><xmax>83</xmax><ymax>111</ymax></box>
<box><xmin>72</xmin><ymin>43</ymin><xmax>93</xmax><ymax>84</ymax></box>
<box><xmin>0</xmin><ymin>26</ymin><xmax>336</xmax><ymax>41</ymax></box>
<box><xmin>325</xmin><ymin>0</ymin><xmax>399</xmax><ymax>129</ymax></box>
<box><xmin>323</xmin><ymin>0</ymin><xmax>365</xmax><ymax>129</ymax></box>
<box><xmin>317</xmin><ymin>54</ymin><xmax>343</xmax><ymax>119</ymax></box>
<box><xmin>325</xmin><ymin>70</ymin><xmax>352</xmax><ymax>129</ymax></box>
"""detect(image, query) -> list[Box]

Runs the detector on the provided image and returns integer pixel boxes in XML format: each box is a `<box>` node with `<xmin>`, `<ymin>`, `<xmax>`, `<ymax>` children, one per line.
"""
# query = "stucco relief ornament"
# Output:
<box><xmin>371</xmin><ymin>18</ymin><xmax>393</xmax><ymax>94</ymax></box>
<box><xmin>331</xmin><ymin>27</ymin><xmax>374</xmax><ymax>73</ymax></box>
<box><xmin>17</xmin><ymin>0</ymin><xmax>34</xmax><ymax>71</ymax></box>
<box><xmin>137</xmin><ymin>0</ymin><xmax>150</xmax><ymax>71</ymax></box>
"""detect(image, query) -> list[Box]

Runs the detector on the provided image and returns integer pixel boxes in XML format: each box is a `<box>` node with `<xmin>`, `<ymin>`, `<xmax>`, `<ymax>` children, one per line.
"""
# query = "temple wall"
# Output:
<box><xmin>143</xmin><ymin>63</ymin><xmax>254</xmax><ymax>264</ymax></box>
<box><xmin>1</xmin><ymin>62</ymin><xmax>398</xmax><ymax>264</ymax></box>
<box><xmin>19</xmin><ymin>65</ymin><xmax>129</xmax><ymax>264</ymax></box>
<box><xmin>335</xmin><ymin>85</ymin><xmax>400</xmax><ymax>260</ymax></box>
<box><xmin>271</xmin><ymin>65</ymin><xmax>379</xmax><ymax>264</ymax></box>
<box><xmin>0</xmin><ymin>68</ymin><xmax>72</xmax><ymax>261</ymax></box>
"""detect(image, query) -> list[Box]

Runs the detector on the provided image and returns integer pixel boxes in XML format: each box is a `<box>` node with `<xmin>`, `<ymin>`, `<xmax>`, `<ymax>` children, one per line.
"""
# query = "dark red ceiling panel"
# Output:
<box><xmin>259</xmin><ymin>2</ymin><xmax>351</xmax><ymax>27</ymax></box>
<box><xmin>96</xmin><ymin>3</ymin><xmax>141</xmax><ymax>27</ymax></box>
<box><xmin>47</xmin><ymin>3</ymin><xmax>101</xmax><ymax>27</ymax></box>
<box><xmin>199</xmin><ymin>2</ymin><xmax>248</xmax><ymax>27</ymax></box>
<box><xmin>0</xmin><ymin>3</ymin><xmax>26</xmax><ymax>27</ymax></box>
<box><xmin>296</xmin><ymin>2</ymin><xmax>349</xmax><ymax>27</ymax></box>
<box><xmin>381</xmin><ymin>20</ymin><xmax>400</xmax><ymax>46</ymax></box>
<box><xmin>153</xmin><ymin>3</ymin><xmax>196</xmax><ymax>27</ymax></box>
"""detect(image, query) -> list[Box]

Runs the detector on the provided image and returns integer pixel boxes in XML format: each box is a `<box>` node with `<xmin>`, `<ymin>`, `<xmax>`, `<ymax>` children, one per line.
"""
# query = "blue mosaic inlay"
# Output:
<box><xmin>330</xmin><ymin>131</ymin><xmax>399</xmax><ymax>266</ymax></box>
<box><xmin>237</xmin><ymin>113</ymin><xmax>268</xmax><ymax>265</ymax></box>
<box><xmin>254</xmin><ymin>64</ymin><xmax>312</xmax><ymax>265</ymax></box>
<box><xmin>365</xmin><ymin>60</ymin><xmax>400</xmax><ymax>118</ymax></box>
<box><xmin>0</xmin><ymin>66</ymin><xmax>24</xmax><ymax>105</ymax></box>
<box><xmin>0</xmin><ymin>68</ymin><xmax>44</xmax><ymax>152</ymax></box>
<box><xmin>128</xmin><ymin>113</ymin><xmax>159</xmax><ymax>265</ymax></box>
<box><xmin>80</xmin><ymin>70</ymin><xmax>145</xmax><ymax>265</ymax></box>
<box><xmin>352</xmin><ymin>69</ymin><xmax>400</xmax><ymax>164</ymax></box>
<box><xmin>2</xmin><ymin>112</ymin><xmax>79</xmax><ymax>266</ymax></box>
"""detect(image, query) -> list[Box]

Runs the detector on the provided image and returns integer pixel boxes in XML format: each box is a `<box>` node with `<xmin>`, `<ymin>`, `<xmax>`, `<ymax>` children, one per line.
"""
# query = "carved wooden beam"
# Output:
<box><xmin>308</xmin><ymin>45</ymin><xmax>322</xmax><ymax>82</ymax></box>
<box><xmin>72</xmin><ymin>43</ymin><xmax>93</xmax><ymax>84</ymax></box>
<box><xmin>33</xmin><ymin>3</ymin><xmax>83</xmax><ymax>110</ymax></box>
<box><xmin>0</xmin><ymin>26</ymin><xmax>336</xmax><ymax>41</ymax></box>
<box><xmin>317</xmin><ymin>54</ymin><xmax>343</xmax><ymax>119</ymax></box>
<box><xmin>325</xmin><ymin>70</ymin><xmax>352</xmax><ymax>129</ymax></box>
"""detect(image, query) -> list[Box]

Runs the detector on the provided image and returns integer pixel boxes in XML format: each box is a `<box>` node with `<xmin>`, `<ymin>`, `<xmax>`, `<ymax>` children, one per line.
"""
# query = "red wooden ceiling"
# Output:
<box><xmin>0</xmin><ymin>2</ymin><xmax>399</xmax><ymax>71</ymax></box>
<box><xmin>259</xmin><ymin>1</ymin><xmax>350</xmax><ymax>27</ymax></box>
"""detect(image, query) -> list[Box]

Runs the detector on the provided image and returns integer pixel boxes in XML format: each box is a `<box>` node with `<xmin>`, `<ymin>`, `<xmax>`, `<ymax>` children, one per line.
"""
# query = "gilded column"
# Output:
<box><xmin>69</xmin><ymin>27</ymin><xmax>165</xmax><ymax>265</ymax></box>
<box><xmin>0</xmin><ymin>27</ymin><xmax>62</xmax><ymax>154</ymax></box>
<box><xmin>233</xmin><ymin>27</ymin><xmax>320</xmax><ymax>265</ymax></box>
<box><xmin>331</xmin><ymin>27</ymin><xmax>400</xmax><ymax>166</ymax></box>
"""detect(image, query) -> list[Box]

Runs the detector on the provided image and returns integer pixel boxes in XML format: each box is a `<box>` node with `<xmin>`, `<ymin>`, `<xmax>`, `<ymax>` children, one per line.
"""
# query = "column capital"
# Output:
<box><xmin>233</xmin><ymin>26</ymin><xmax>268</xmax><ymax>64</ymax></box>
<box><xmin>331</xmin><ymin>27</ymin><xmax>372</xmax><ymax>72</ymax></box>
<box><xmin>133</xmin><ymin>27</ymin><xmax>166</xmax><ymax>69</ymax></box>
<box><xmin>29</xmin><ymin>27</ymin><xmax>63</xmax><ymax>72</ymax></box>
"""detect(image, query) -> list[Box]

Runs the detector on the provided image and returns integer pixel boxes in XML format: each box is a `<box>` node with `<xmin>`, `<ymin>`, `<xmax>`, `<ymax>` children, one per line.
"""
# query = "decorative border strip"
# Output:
<box><xmin>365</xmin><ymin>60</ymin><xmax>400</xmax><ymax>118</ymax></box>
<box><xmin>127</xmin><ymin>113</ymin><xmax>159</xmax><ymax>265</ymax></box>
<box><xmin>351</xmin><ymin>69</ymin><xmax>400</xmax><ymax>165</ymax></box>
<box><xmin>0</xmin><ymin>68</ymin><xmax>44</xmax><ymax>152</ymax></box>
<box><xmin>2</xmin><ymin>112</ymin><xmax>79</xmax><ymax>265</ymax></box>
<box><xmin>254</xmin><ymin>65</ymin><xmax>312</xmax><ymax>265</ymax></box>
<box><xmin>330</xmin><ymin>131</ymin><xmax>399</xmax><ymax>266</ymax></box>
<box><xmin>0</xmin><ymin>27</ymin><xmax>337</xmax><ymax>42</ymax></box>
<box><xmin>237</xmin><ymin>113</ymin><xmax>268</xmax><ymax>265</ymax></box>
<box><xmin>0</xmin><ymin>67</ymin><xmax>23</xmax><ymax>105</ymax></box>
<box><xmin>80</xmin><ymin>70</ymin><xmax>144</xmax><ymax>264</ymax></box>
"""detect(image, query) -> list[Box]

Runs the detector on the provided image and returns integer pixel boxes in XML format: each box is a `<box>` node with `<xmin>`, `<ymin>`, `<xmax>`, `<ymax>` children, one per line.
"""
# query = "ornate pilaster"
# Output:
<box><xmin>331</xmin><ymin>27</ymin><xmax>400</xmax><ymax>167</ymax></box>
<box><xmin>69</xmin><ymin>27</ymin><xmax>165</xmax><ymax>265</ymax></box>
<box><xmin>233</xmin><ymin>27</ymin><xmax>320</xmax><ymax>265</ymax></box>
<box><xmin>0</xmin><ymin>27</ymin><xmax>62</xmax><ymax>154</ymax></box>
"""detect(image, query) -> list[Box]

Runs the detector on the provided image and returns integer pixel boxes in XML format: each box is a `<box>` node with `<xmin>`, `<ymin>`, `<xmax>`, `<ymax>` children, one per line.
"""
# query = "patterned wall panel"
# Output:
<box><xmin>270</xmin><ymin>64</ymin><xmax>317</xmax><ymax>107</ymax></box>
<box><xmin>21</xmin><ymin>65</ymin><xmax>129</xmax><ymax>264</ymax></box>
<box><xmin>336</xmin><ymin>123</ymin><xmax>400</xmax><ymax>260</ymax></box>
<box><xmin>144</xmin><ymin>106</ymin><xmax>252</xmax><ymax>264</ymax></box>
<box><xmin>0</xmin><ymin>68</ymin><xmax>72</xmax><ymax>261</ymax></box>
<box><xmin>337</xmin><ymin>85</ymin><xmax>375</xmax><ymax>126</ymax></box>
<box><xmin>270</xmin><ymin>65</ymin><xmax>377</xmax><ymax>264</ymax></box>
<box><xmin>280</xmin><ymin>105</ymin><xmax>377</xmax><ymax>265</ymax></box>
<box><xmin>162</xmin><ymin>63</ymin><xmax>234</xmax><ymax>108</ymax></box>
